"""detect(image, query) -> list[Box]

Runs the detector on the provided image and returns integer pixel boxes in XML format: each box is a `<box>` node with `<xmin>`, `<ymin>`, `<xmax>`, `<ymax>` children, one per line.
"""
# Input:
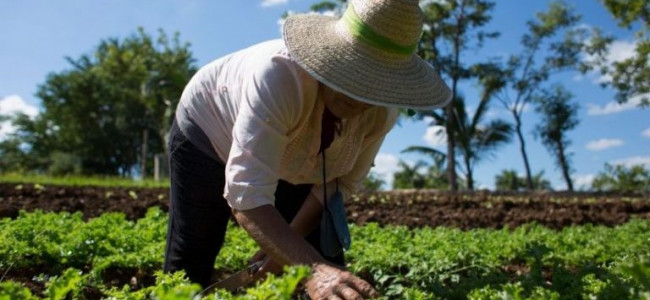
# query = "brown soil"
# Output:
<box><xmin>1</xmin><ymin>183</ymin><xmax>649</xmax><ymax>229</ymax></box>
<box><xmin>346</xmin><ymin>190</ymin><xmax>650</xmax><ymax>229</ymax></box>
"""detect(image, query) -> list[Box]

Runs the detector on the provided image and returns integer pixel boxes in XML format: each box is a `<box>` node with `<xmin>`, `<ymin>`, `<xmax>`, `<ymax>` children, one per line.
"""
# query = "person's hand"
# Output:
<box><xmin>248</xmin><ymin>250</ymin><xmax>283</xmax><ymax>277</ymax></box>
<box><xmin>305</xmin><ymin>263</ymin><xmax>379</xmax><ymax>300</ymax></box>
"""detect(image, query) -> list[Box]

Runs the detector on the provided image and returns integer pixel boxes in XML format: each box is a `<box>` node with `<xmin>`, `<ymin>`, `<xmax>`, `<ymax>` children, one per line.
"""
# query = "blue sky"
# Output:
<box><xmin>1</xmin><ymin>0</ymin><xmax>648</xmax><ymax>190</ymax></box>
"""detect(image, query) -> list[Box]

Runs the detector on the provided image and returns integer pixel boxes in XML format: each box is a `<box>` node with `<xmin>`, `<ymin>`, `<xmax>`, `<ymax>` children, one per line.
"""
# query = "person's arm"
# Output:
<box><xmin>289</xmin><ymin>192</ymin><xmax>323</xmax><ymax>236</ymax></box>
<box><xmin>234</xmin><ymin>205</ymin><xmax>322</xmax><ymax>266</ymax></box>
<box><xmin>247</xmin><ymin>193</ymin><xmax>322</xmax><ymax>267</ymax></box>
<box><xmin>233</xmin><ymin>205</ymin><xmax>378</xmax><ymax>299</ymax></box>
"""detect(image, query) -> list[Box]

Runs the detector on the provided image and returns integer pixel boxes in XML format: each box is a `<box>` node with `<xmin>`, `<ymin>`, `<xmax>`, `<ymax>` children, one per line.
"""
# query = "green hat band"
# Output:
<box><xmin>341</xmin><ymin>3</ymin><xmax>419</xmax><ymax>56</ymax></box>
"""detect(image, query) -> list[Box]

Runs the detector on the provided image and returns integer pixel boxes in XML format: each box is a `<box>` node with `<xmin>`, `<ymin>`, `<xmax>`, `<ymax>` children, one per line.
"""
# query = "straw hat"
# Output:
<box><xmin>283</xmin><ymin>0</ymin><xmax>452</xmax><ymax>110</ymax></box>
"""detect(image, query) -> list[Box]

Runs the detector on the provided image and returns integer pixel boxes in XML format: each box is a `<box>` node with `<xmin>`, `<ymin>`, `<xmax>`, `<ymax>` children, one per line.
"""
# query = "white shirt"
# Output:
<box><xmin>176</xmin><ymin>39</ymin><xmax>398</xmax><ymax>210</ymax></box>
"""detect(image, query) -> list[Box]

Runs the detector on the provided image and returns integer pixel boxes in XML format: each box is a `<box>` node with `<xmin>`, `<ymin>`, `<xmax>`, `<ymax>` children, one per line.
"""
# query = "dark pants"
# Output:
<box><xmin>163</xmin><ymin>120</ymin><xmax>343</xmax><ymax>288</ymax></box>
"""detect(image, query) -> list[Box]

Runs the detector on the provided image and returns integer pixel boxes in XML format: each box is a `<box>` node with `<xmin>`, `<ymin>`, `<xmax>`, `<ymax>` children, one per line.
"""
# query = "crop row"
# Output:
<box><xmin>1</xmin><ymin>208</ymin><xmax>649</xmax><ymax>299</ymax></box>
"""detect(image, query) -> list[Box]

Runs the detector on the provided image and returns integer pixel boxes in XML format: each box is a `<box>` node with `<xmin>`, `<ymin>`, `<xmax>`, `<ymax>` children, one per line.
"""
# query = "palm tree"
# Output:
<box><xmin>531</xmin><ymin>170</ymin><xmax>552</xmax><ymax>191</ymax></box>
<box><xmin>495</xmin><ymin>169</ymin><xmax>521</xmax><ymax>191</ymax></box>
<box><xmin>405</xmin><ymin>95</ymin><xmax>513</xmax><ymax>190</ymax></box>
<box><xmin>392</xmin><ymin>160</ymin><xmax>429</xmax><ymax>189</ymax></box>
<box><xmin>496</xmin><ymin>169</ymin><xmax>552</xmax><ymax>191</ymax></box>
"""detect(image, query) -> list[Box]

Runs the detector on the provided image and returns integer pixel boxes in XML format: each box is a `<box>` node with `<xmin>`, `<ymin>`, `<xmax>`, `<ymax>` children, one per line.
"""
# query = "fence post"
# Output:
<box><xmin>154</xmin><ymin>154</ymin><xmax>160</xmax><ymax>181</ymax></box>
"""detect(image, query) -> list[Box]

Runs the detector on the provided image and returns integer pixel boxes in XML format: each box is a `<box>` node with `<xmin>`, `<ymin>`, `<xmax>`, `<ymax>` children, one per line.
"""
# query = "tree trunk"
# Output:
<box><xmin>513</xmin><ymin>114</ymin><xmax>534</xmax><ymax>190</ymax></box>
<box><xmin>556</xmin><ymin>141</ymin><xmax>574</xmax><ymax>191</ymax></box>
<box><xmin>141</xmin><ymin>129</ymin><xmax>148</xmax><ymax>179</ymax></box>
<box><xmin>465</xmin><ymin>155</ymin><xmax>473</xmax><ymax>190</ymax></box>
<box><xmin>446</xmin><ymin>9</ymin><xmax>464</xmax><ymax>192</ymax></box>
<box><xmin>446</xmin><ymin>103</ymin><xmax>458</xmax><ymax>191</ymax></box>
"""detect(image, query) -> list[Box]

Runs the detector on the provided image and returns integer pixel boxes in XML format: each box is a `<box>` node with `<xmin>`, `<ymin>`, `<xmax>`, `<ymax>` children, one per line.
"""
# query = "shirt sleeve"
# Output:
<box><xmin>311</xmin><ymin>108</ymin><xmax>399</xmax><ymax>204</ymax></box>
<box><xmin>224</xmin><ymin>56</ymin><xmax>305</xmax><ymax>210</ymax></box>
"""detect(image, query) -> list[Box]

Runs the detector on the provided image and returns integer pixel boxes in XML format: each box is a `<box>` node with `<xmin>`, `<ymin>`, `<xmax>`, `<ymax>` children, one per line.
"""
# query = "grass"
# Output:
<box><xmin>0</xmin><ymin>173</ymin><xmax>170</xmax><ymax>188</ymax></box>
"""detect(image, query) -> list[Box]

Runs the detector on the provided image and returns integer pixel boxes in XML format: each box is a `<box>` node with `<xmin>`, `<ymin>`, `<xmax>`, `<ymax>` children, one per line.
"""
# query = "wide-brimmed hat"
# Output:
<box><xmin>283</xmin><ymin>0</ymin><xmax>452</xmax><ymax>110</ymax></box>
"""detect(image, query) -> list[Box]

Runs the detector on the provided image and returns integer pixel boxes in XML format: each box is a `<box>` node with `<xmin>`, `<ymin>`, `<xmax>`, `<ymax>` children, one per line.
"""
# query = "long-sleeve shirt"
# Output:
<box><xmin>176</xmin><ymin>39</ymin><xmax>398</xmax><ymax>210</ymax></box>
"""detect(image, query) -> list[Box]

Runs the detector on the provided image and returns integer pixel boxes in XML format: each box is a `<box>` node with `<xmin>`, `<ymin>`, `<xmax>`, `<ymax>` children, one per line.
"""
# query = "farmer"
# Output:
<box><xmin>163</xmin><ymin>0</ymin><xmax>451</xmax><ymax>298</ymax></box>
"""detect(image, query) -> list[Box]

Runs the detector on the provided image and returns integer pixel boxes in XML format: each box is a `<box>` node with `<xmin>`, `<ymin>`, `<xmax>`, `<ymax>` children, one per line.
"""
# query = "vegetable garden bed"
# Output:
<box><xmin>1</xmin><ymin>208</ymin><xmax>650</xmax><ymax>299</ymax></box>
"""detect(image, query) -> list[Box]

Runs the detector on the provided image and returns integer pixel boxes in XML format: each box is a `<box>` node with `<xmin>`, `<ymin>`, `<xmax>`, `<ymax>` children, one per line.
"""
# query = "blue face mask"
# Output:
<box><xmin>319</xmin><ymin>149</ymin><xmax>351</xmax><ymax>258</ymax></box>
<box><xmin>320</xmin><ymin>188</ymin><xmax>351</xmax><ymax>258</ymax></box>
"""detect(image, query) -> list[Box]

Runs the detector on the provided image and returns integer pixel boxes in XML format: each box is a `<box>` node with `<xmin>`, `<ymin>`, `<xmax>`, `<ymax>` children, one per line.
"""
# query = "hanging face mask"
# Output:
<box><xmin>318</xmin><ymin>109</ymin><xmax>350</xmax><ymax>258</ymax></box>
<box><xmin>320</xmin><ymin>185</ymin><xmax>351</xmax><ymax>258</ymax></box>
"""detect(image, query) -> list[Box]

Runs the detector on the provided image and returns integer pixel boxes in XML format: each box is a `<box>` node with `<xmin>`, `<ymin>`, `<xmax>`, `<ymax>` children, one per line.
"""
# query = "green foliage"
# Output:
<box><xmin>583</xmin><ymin>0</ymin><xmax>650</xmax><ymax>106</ymax></box>
<box><xmin>44</xmin><ymin>269</ymin><xmax>86</xmax><ymax>300</ymax></box>
<box><xmin>0</xmin><ymin>281</ymin><xmax>37</xmax><ymax>300</ymax></box>
<box><xmin>495</xmin><ymin>169</ymin><xmax>552</xmax><ymax>191</ymax></box>
<box><xmin>417</xmin><ymin>0</ymin><xmax>499</xmax><ymax>191</ymax></box>
<box><xmin>103</xmin><ymin>266</ymin><xmax>309</xmax><ymax>300</ymax></box>
<box><xmin>103</xmin><ymin>270</ymin><xmax>200</xmax><ymax>300</ymax></box>
<box><xmin>602</xmin><ymin>0</ymin><xmax>650</xmax><ymax>28</ymax></box>
<box><xmin>592</xmin><ymin>163</ymin><xmax>650</xmax><ymax>192</ymax></box>
<box><xmin>392</xmin><ymin>160</ymin><xmax>429</xmax><ymax>189</ymax></box>
<box><xmin>309</xmin><ymin>0</ymin><xmax>346</xmax><ymax>14</ymax></box>
<box><xmin>533</xmin><ymin>85</ymin><xmax>579</xmax><ymax>191</ymax></box>
<box><xmin>390</xmin><ymin>158</ymin><xmax>450</xmax><ymax>190</ymax></box>
<box><xmin>239</xmin><ymin>266</ymin><xmax>310</xmax><ymax>300</ymax></box>
<box><xmin>0</xmin><ymin>138</ymin><xmax>31</xmax><ymax>174</ymax></box>
<box><xmin>46</xmin><ymin>152</ymin><xmax>81</xmax><ymax>176</ymax></box>
<box><xmin>2</xmin><ymin>209</ymin><xmax>650</xmax><ymax>299</ymax></box>
<box><xmin>4</xmin><ymin>28</ymin><xmax>196</xmax><ymax>176</ymax></box>
<box><xmin>0</xmin><ymin>173</ymin><xmax>169</xmax><ymax>188</ymax></box>
<box><xmin>475</xmin><ymin>1</ymin><xmax>584</xmax><ymax>191</ymax></box>
<box><xmin>362</xmin><ymin>171</ymin><xmax>386</xmax><ymax>192</ymax></box>
<box><xmin>412</xmin><ymin>96</ymin><xmax>513</xmax><ymax>190</ymax></box>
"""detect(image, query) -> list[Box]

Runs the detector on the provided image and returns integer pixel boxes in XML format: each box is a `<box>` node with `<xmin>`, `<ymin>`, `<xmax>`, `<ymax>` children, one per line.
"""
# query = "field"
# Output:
<box><xmin>1</xmin><ymin>181</ymin><xmax>650</xmax><ymax>299</ymax></box>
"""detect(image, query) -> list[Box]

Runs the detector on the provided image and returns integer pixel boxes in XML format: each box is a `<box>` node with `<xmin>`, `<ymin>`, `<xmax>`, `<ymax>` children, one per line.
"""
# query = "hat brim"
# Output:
<box><xmin>283</xmin><ymin>14</ymin><xmax>452</xmax><ymax>110</ymax></box>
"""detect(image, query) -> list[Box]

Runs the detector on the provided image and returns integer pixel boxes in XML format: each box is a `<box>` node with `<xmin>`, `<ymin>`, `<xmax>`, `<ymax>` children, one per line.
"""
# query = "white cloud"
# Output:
<box><xmin>260</xmin><ymin>0</ymin><xmax>288</xmax><ymax>7</ymax></box>
<box><xmin>371</xmin><ymin>153</ymin><xmax>401</xmax><ymax>188</ymax></box>
<box><xmin>423</xmin><ymin>125</ymin><xmax>446</xmax><ymax>147</ymax></box>
<box><xmin>0</xmin><ymin>95</ymin><xmax>38</xmax><ymax>117</ymax></box>
<box><xmin>584</xmin><ymin>39</ymin><xmax>637</xmax><ymax>84</ymax></box>
<box><xmin>585</xmin><ymin>138</ymin><xmax>624</xmax><ymax>151</ymax></box>
<box><xmin>611</xmin><ymin>156</ymin><xmax>650</xmax><ymax>168</ymax></box>
<box><xmin>605</xmin><ymin>40</ymin><xmax>637</xmax><ymax>65</ymax></box>
<box><xmin>587</xmin><ymin>94</ymin><xmax>646</xmax><ymax>115</ymax></box>
<box><xmin>574</xmin><ymin>174</ymin><xmax>595</xmax><ymax>189</ymax></box>
<box><xmin>0</xmin><ymin>95</ymin><xmax>39</xmax><ymax>140</ymax></box>
<box><xmin>642</xmin><ymin>128</ymin><xmax>650</xmax><ymax>138</ymax></box>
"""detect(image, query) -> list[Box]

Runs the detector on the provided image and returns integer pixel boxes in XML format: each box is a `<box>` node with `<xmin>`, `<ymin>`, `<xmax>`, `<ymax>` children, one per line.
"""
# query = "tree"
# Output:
<box><xmin>308</xmin><ymin>0</ymin><xmax>347</xmax><ymax>14</ymax></box>
<box><xmin>392</xmin><ymin>160</ymin><xmax>429</xmax><ymax>189</ymax></box>
<box><xmin>533</xmin><ymin>85</ymin><xmax>579</xmax><ymax>191</ymax></box>
<box><xmin>592</xmin><ymin>163</ymin><xmax>650</xmax><ymax>192</ymax></box>
<box><xmin>495</xmin><ymin>169</ymin><xmax>552</xmax><ymax>191</ymax></box>
<box><xmin>530</xmin><ymin>171</ymin><xmax>553</xmax><ymax>191</ymax></box>
<box><xmin>391</xmin><ymin>158</ymin><xmax>451</xmax><ymax>190</ymax></box>
<box><xmin>361</xmin><ymin>172</ymin><xmax>386</xmax><ymax>193</ymax></box>
<box><xmin>592</xmin><ymin>0</ymin><xmax>650</xmax><ymax>106</ymax></box>
<box><xmin>0</xmin><ymin>134</ymin><xmax>29</xmax><ymax>173</ymax></box>
<box><xmin>495</xmin><ymin>169</ymin><xmax>521</xmax><ymax>191</ymax></box>
<box><xmin>406</xmin><ymin>95</ymin><xmax>512</xmax><ymax>190</ymax></box>
<box><xmin>418</xmin><ymin>0</ymin><xmax>499</xmax><ymax>191</ymax></box>
<box><xmin>476</xmin><ymin>1</ymin><xmax>584</xmax><ymax>190</ymax></box>
<box><xmin>422</xmin><ymin>156</ymin><xmax>451</xmax><ymax>189</ymax></box>
<box><xmin>11</xmin><ymin>29</ymin><xmax>196</xmax><ymax>176</ymax></box>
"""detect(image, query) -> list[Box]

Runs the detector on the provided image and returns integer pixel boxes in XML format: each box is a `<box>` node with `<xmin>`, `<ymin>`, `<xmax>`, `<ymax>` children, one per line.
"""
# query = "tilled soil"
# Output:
<box><xmin>346</xmin><ymin>190</ymin><xmax>650</xmax><ymax>229</ymax></box>
<box><xmin>1</xmin><ymin>183</ymin><xmax>649</xmax><ymax>229</ymax></box>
